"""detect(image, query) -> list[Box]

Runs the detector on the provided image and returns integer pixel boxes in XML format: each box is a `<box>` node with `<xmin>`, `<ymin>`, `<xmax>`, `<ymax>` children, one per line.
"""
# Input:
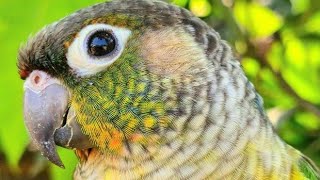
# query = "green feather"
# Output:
<box><xmin>298</xmin><ymin>155</ymin><xmax>320</xmax><ymax>180</ymax></box>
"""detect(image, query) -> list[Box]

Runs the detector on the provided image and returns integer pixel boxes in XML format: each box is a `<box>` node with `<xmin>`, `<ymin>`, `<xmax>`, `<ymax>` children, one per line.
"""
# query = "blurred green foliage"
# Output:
<box><xmin>0</xmin><ymin>0</ymin><xmax>319</xmax><ymax>179</ymax></box>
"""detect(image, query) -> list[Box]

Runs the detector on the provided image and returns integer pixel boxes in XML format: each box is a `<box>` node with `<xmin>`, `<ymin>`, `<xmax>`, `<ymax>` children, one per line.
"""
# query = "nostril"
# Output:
<box><xmin>24</xmin><ymin>70</ymin><xmax>60</xmax><ymax>92</ymax></box>
<box><xmin>30</xmin><ymin>72</ymin><xmax>45</xmax><ymax>87</ymax></box>
<box><xmin>34</xmin><ymin>75</ymin><xmax>41</xmax><ymax>84</ymax></box>
<box><xmin>25</xmin><ymin>70</ymin><xmax>48</xmax><ymax>92</ymax></box>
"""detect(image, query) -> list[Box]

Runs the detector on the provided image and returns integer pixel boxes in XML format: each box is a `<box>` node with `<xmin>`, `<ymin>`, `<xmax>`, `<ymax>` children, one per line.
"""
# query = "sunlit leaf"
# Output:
<box><xmin>295</xmin><ymin>112</ymin><xmax>320</xmax><ymax>131</ymax></box>
<box><xmin>282</xmin><ymin>68</ymin><xmax>320</xmax><ymax>104</ymax></box>
<box><xmin>280</xmin><ymin>30</ymin><xmax>320</xmax><ymax>103</ymax></box>
<box><xmin>235</xmin><ymin>40</ymin><xmax>247</xmax><ymax>54</ymax></box>
<box><xmin>307</xmin><ymin>41</ymin><xmax>320</xmax><ymax>67</ymax></box>
<box><xmin>233</xmin><ymin>2</ymin><xmax>283</xmax><ymax>38</ymax></box>
<box><xmin>242</xmin><ymin>57</ymin><xmax>260</xmax><ymax>78</ymax></box>
<box><xmin>189</xmin><ymin>0</ymin><xmax>212</xmax><ymax>17</ymax></box>
<box><xmin>267</xmin><ymin>42</ymin><xmax>284</xmax><ymax>71</ymax></box>
<box><xmin>290</xmin><ymin>0</ymin><xmax>310</xmax><ymax>15</ymax></box>
<box><xmin>304</xmin><ymin>12</ymin><xmax>320</xmax><ymax>34</ymax></box>
<box><xmin>284</xmin><ymin>34</ymin><xmax>307</xmax><ymax>70</ymax></box>
<box><xmin>171</xmin><ymin>0</ymin><xmax>188</xmax><ymax>7</ymax></box>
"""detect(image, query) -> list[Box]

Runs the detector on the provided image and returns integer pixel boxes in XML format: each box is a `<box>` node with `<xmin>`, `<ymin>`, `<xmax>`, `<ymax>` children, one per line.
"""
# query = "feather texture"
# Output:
<box><xmin>18</xmin><ymin>0</ymin><xmax>319</xmax><ymax>179</ymax></box>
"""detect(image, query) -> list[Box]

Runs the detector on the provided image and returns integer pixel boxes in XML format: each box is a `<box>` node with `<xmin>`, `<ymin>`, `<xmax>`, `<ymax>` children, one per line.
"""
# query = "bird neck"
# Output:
<box><xmin>73</xmin><ymin>59</ymin><xmax>301</xmax><ymax>179</ymax></box>
<box><xmin>73</xmin><ymin>108</ymin><xmax>299</xmax><ymax>179</ymax></box>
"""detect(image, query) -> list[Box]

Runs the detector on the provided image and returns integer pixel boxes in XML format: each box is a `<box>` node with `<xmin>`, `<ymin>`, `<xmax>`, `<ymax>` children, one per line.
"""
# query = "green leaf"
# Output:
<box><xmin>50</xmin><ymin>147</ymin><xmax>78</xmax><ymax>180</ymax></box>
<box><xmin>235</xmin><ymin>40</ymin><xmax>248</xmax><ymax>54</ymax></box>
<box><xmin>0</xmin><ymin>66</ymin><xmax>28</xmax><ymax>167</ymax></box>
<box><xmin>267</xmin><ymin>42</ymin><xmax>285</xmax><ymax>71</ymax></box>
<box><xmin>307</xmin><ymin>41</ymin><xmax>320</xmax><ymax>67</ymax></box>
<box><xmin>304</xmin><ymin>12</ymin><xmax>320</xmax><ymax>35</ymax></box>
<box><xmin>189</xmin><ymin>0</ymin><xmax>212</xmax><ymax>17</ymax></box>
<box><xmin>171</xmin><ymin>0</ymin><xmax>188</xmax><ymax>7</ymax></box>
<box><xmin>295</xmin><ymin>112</ymin><xmax>320</xmax><ymax>131</ymax></box>
<box><xmin>0</xmin><ymin>0</ymin><xmax>37</xmax><ymax>167</ymax></box>
<box><xmin>282</xmin><ymin>68</ymin><xmax>320</xmax><ymax>104</ymax></box>
<box><xmin>284</xmin><ymin>34</ymin><xmax>307</xmax><ymax>70</ymax></box>
<box><xmin>242</xmin><ymin>57</ymin><xmax>261</xmax><ymax>78</ymax></box>
<box><xmin>290</xmin><ymin>0</ymin><xmax>310</xmax><ymax>15</ymax></box>
<box><xmin>233</xmin><ymin>2</ymin><xmax>283</xmax><ymax>38</ymax></box>
<box><xmin>280</xmin><ymin>32</ymin><xmax>320</xmax><ymax>104</ymax></box>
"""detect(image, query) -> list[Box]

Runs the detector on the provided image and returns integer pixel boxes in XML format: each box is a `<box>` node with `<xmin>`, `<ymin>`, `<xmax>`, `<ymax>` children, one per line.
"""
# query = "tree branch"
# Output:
<box><xmin>247</xmin><ymin>36</ymin><xmax>320</xmax><ymax>118</ymax></box>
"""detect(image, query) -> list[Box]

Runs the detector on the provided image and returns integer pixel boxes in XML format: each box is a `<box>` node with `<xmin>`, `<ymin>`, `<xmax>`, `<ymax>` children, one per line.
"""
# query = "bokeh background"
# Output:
<box><xmin>0</xmin><ymin>0</ymin><xmax>319</xmax><ymax>179</ymax></box>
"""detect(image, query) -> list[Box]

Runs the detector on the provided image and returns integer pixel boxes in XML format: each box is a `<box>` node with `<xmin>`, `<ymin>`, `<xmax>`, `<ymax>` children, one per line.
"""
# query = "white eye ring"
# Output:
<box><xmin>66</xmin><ymin>24</ymin><xmax>131</xmax><ymax>76</ymax></box>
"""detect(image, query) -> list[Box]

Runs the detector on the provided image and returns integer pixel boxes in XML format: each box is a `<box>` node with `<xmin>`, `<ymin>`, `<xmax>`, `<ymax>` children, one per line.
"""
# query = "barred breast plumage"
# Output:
<box><xmin>72</xmin><ymin>1</ymin><xmax>317</xmax><ymax>179</ymax></box>
<box><xmin>18</xmin><ymin>0</ymin><xmax>319</xmax><ymax>179</ymax></box>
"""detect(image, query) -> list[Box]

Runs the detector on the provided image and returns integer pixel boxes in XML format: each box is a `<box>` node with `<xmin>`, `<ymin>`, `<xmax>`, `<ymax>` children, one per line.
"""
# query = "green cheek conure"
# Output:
<box><xmin>18</xmin><ymin>0</ymin><xmax>320</xmax><ymax>179</ymax></box>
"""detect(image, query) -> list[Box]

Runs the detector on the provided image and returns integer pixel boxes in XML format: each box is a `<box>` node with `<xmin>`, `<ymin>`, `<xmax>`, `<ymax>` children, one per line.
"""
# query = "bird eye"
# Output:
<box><xmin>66</xmin><ymin>24</ymin><xmax>131</xmax><ymax>76</ymax></box>
<box><xmin>87</xmin><ymin>31</ymin><xmax>116</xmax><ymax>57</ymax></box>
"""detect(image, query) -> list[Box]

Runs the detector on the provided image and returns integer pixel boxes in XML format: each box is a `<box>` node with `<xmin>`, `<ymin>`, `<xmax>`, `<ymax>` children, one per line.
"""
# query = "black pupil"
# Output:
<box><xmin>88</xmin><ymin>31</ymin><xmax>116</xmax><ymax>57</ymax></box>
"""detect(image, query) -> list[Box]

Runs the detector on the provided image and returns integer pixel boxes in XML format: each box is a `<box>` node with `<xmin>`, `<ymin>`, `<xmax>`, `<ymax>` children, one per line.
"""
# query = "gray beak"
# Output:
<box><xmin>23</xmin><ymin>70</ymin><xmax>91</xmax><ymax>168</ymax></box>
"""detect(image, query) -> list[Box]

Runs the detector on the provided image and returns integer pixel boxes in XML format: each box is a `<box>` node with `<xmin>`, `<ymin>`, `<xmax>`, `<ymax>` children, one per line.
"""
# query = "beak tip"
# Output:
<box><xmin>36</xmin><ymin>139</ymin><xmax>65</xmax><ymax>169</ymax></box>
<box><xmin>46</xmin><ymin>152</ymin><xmax>65</xmax><ymax>168</ymax></box>
<box><xmin>53</xmin><ymin>160</ymin><xmax>65</xmax><ymax>169</ymax></box>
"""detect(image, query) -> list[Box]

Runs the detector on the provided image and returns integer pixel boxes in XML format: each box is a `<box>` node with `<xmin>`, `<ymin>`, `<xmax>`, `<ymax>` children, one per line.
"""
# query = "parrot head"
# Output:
<box><xmin>18</xmin><ymin>0</ymin><xmax>233</xmax><ymax>168</ymax></box>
